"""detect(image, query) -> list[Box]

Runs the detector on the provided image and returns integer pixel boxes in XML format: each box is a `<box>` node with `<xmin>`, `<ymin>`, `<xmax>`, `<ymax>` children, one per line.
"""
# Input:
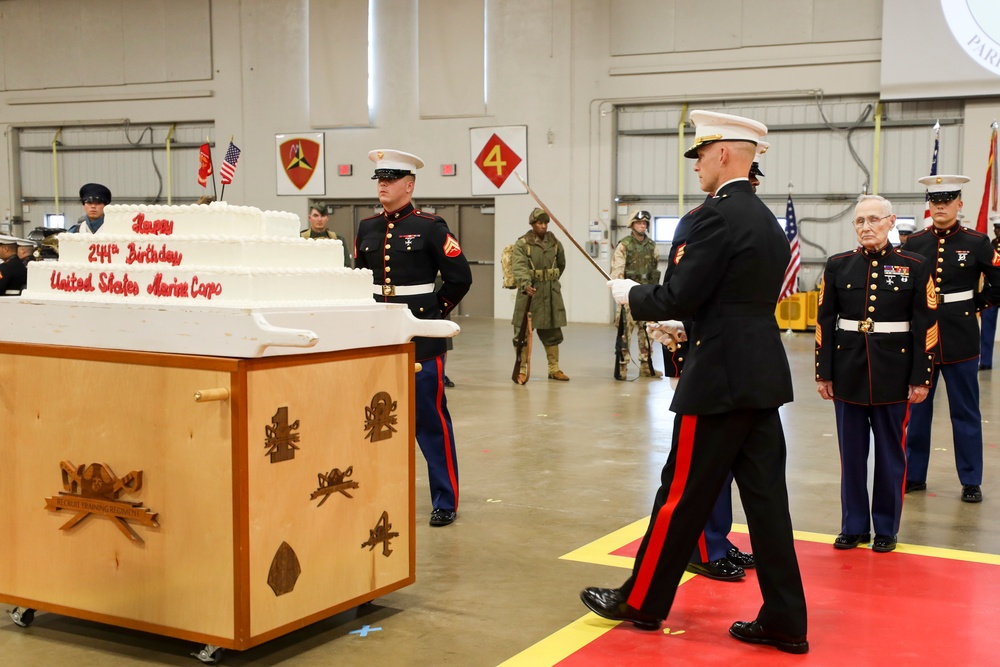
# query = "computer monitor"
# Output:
<box><xmin>44</xmin><ymin>213</ymin><xmax>66</xmax><ymax>229</ymax></box>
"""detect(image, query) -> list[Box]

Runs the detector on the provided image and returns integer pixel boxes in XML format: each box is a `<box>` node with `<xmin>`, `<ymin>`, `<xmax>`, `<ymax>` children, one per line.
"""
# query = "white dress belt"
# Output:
<box><xmin>838</xmin><ymin>318</ymin><xmax>910</xmax><ymax>334</ymax></box>
<box><xmin>374</xmin><ymin>283</ymin><xmax>435</xmax><ymax>297</ymax></box>
<box><xmin>936</xmin><ymin>289</ymin><xmax>974</xmax><ymax>304</ymax></box>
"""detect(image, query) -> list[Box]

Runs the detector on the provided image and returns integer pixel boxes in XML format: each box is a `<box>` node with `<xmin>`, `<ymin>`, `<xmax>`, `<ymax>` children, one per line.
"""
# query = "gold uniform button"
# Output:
<box><xmin>387</xmin><ymin>233</ymin><xmax>392</xmax><ymax>238</ymax></box>
<box><xmin>894</xmin><ymin>286</ymin><xmax>899</xmax><ymax>291</ymax></box>
<box><xmin>678</xmin><ymin>357</ymin><xmax>684</xmax><ymax>362</ymax></box>
<box><xmin>384</xmin><ymin>255</ymin><xmax>390</xmax><ymax>261</ymax></box>
<box><xmin>901</xmin><ymin>348</ymin><xmax>906</xmax><ymax>353</ymax></box>
<box><xmin>696</xmin><ymin>341</ymin><xmax>701</xmax><ymax>346</ymax></box>
<box><xmin>384</xmin><ymin>278</ymin><xmax>391</xmax><ymax>284</ymax></box>
<box><xmin>870</xmin><ymin>283</ymin><xmax>877</xmax><ymax>289</ymax></box>
<box><xmin>937</xmin><ymin>267</ymin><xmax>943</xmax><ymax>272</ymax></box>
<box><xmin>935</xmin><ymin>287</ymin><xmax>941</xmax><ymax>292</ymax></box>
<box><xmin>407</xmin><ymin>246</ymin><xmax>412</xmax><ymax>251</ymax></box>
<box><xmin>960</xmin><ymin>263</ymin><xmax>966</xmax><ymax>267</ymax></box>
<box><xmin>388</xmin><ymin>223</ymin><xmax>395</xmax><ymax>229</ymax></box>
<box><xmin>385</xmin><ymin>244</ymin><xmax>391</xmax><ymax>249</ymax></box>
<box><xmin>385</xmin><ymin>266</ymin><xmax>391</xmax><ymax>272</ymax></box>
<box><xmin>965</xmin><ymin>311</ymin><xmax>970</xmax><ymax>316</ymax></box>
<box><xmin>868</xmin><ymin>306</ymin><xmax>875</xmax><ymax>312</ymax></box>
<box><xmin>925</xmin><ymin>380</ymin><xmax>931</xmax><ymax>385</ymax></box>
<box><xmin>847</xmin><ymin>283</ymin><xmax>852</xmax><ymax>289</ymax></box>
<box><xmin>419</xmin><ymin>307</ymin><xmax>425</xmax><ymax>312</ymax></box>
<box><xmin>939</xmin><ymin>238</ymin><xmax>945</xmax><ymax>244</ymax></box>
<box><xmin>938</xmin><ymin>257</ymin><xmax>944</xmax><ymax>262</ymax></box>
<box><xmin>871</xmin><ymin>260</ymin><xmax>878</xmax><ymax>267</ymax></box>
<box><xmin>869</xmin><ymin>295</ymin><xmax>877</xmax><ymax>301</ymax></box>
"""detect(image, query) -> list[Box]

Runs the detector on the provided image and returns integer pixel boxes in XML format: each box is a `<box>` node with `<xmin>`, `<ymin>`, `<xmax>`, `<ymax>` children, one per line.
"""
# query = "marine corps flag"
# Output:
<box><xmin>976</xmin><ymin>121</ymin><xmax>998</xmax><ymax>234</ymax></box>
<box><xmin>197</xmin><ymin>142</ymin><xmax>213</xmax><ymax>187</ymax></box>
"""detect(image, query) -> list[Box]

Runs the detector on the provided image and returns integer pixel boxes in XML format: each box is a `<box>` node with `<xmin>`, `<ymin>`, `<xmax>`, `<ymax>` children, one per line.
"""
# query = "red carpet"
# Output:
<box><xmin>557</xmin><ymin>533</ymin><xmax>998</xmax><ymax>665</ymax></box>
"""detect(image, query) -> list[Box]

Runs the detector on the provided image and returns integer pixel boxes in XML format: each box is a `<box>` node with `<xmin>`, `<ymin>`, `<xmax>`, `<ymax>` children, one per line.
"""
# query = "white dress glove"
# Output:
<box><xmin>608</xmin><ymin>279</ymin><xmax>639</xmax><ymax>305</ymax></box>
<box><xmin>646</xmin><ymin>320</ymin><xmax>687</xmax><ymax>351</ymax></box>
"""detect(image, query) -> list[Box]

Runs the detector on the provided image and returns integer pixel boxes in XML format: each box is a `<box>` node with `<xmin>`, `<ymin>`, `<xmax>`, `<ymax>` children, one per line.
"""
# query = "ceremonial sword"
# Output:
<box><xmin>513</xmin><ymin>172</ymin><xmax>611</xmax><ymax>281</ymax></box>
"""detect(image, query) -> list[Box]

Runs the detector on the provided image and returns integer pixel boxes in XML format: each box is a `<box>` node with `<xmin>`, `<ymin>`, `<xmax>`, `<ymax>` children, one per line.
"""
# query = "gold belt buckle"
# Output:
<box><xmin>857</xmin><ymin>318</ymin><xmax>874</xmax><ymax>333</ymax></box>
<box><xmin>381</xmin><ymin>284</ymin><xmax>396</xmax><ymax>297</ymax></box>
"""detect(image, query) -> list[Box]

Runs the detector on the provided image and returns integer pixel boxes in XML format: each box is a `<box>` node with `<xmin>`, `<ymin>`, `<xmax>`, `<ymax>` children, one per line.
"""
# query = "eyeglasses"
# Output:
<box><xmin>852</xmin><ymin>215</ymin><xmax>891</xmax><ymax>229</ymax></box>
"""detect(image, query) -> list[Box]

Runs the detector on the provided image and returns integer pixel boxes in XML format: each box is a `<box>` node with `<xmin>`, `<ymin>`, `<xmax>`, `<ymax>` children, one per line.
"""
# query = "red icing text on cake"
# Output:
<box><xmin>131</xmin><ymin>212</ymin><xmax>174</xmax><ymax>235</ymax></box>
<box><xmin>126</xmin><ymin>243</ymin><xmax>183</xmax><ymax>266</ymax></box>
<box><xmin>88</xmin><ymin>244</ymin><xmax>120</xmax><ymax>264</ymax></box>
<box><xmin>50</xmin><ymin>271</ymin><xmax>96</xmax><ymax>293</ymax></box>
<box><xmin>98</xmin><ymin>272</ymin><xmax>140</xmax><ymax>296</ymax></box>
<box><xmin>147</xmin><ymin>273</ymin><xmax>223</xmax><ymax>300</ymax></box>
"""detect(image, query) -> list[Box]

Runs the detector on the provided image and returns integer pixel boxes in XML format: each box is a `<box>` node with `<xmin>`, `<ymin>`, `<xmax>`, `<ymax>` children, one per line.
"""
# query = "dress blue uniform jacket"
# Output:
<box><xmin>631</xmin><ymin>181</ymin><xmax>793</xmax><ymax>414</ymax></box>
<box><xmin>355</xmin><ymin>203</ymin><xmax>472</xmax><ymax>360</ymax></box>
<box><xmin>815</xmin><ymin>244</ymin><xmax>935</xmax><ymax>404</ymax></box>
<box><xmin>902</xmin><ymin>223</ymin><xmax>1000</xmax><ymax>363</ymax></box>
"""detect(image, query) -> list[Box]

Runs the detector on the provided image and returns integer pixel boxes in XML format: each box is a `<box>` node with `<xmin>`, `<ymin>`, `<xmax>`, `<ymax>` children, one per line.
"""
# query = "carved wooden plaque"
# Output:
<box><xmin>264</xmin><ymin>406</ymin><xmax>300</xmax><ymax>463</ymax></box>
<box><xmin>360</xmin><ymin>510</ymin><xmax>399</xmax><ymax>557</ymax></box>
<box><xmin>267</xmin><ymin>541</ymin><xmax>302</xmax><ymax>596</ymax></box>
<box><xmin>310</xmin><ymin>465</ymin><xmax>360</xmax><ymax>507</ymax></box>
<box><xmin>364</xmin><ymin>392</ymin><xmax>398</xmax><ymax>442</ymax></box>
<box><xmin>44</xmin><ymin>460</ymin><xmax>159</xmax><ymax>543</ymax></box>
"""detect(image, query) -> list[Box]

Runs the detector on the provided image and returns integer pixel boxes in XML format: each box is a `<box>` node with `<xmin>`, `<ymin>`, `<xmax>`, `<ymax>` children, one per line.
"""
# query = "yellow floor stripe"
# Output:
<box><xmin>502</xmin><ymin>517</ymin><xmax>1000</xmax><ymax>666</ymax></box>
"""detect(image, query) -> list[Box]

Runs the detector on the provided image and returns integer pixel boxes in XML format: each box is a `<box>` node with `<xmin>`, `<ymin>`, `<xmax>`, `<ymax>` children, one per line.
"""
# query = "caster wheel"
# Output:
<box><xmin>7</xmin><ymin>607</ymin><xmax>35</xmax><ymax>628</ymax></box>
<box><xmin>191</xmin><ymin>644</ymin><xmax>224</xmax><ymax>664</ymax></box>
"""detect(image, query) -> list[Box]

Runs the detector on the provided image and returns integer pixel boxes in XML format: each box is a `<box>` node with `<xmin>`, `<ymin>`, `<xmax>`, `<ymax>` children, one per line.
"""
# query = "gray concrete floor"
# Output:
<box><xmin>2</xmin><ymin>316</ymin><xmax>998</xmax><ymax>665</ymax></box>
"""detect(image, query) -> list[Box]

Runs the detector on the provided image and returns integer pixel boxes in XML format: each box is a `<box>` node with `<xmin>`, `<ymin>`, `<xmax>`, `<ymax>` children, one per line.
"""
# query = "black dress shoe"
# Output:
<box><xmin>905</xmin><ymin>480</ymin><xmax>926</xmax><ymax>493</ymax></box>
<box><xmin>730</xmin><ymin>620</ymin><xmax>809</xmax><ymax>654</ymax></box>
<box><xmin>980</xmin><ymin>364</ymin><xmax>992</xmax><ymax>371</ymax></box>
<box><xmin>580</xmin><ymin>587</ymin><xmax>661</xmax><ymax>631</ymax></box>
<box><xmin>833</xmin><ymin>532</ymin><xmax>871</xmax><ymax>549</ymax></box>
<box><xmin>726</xmin><ymin>547</ymin><xmax>756</xmax><ymax>569</ymax></box>
<box><xmin>443</xmin><ymin>376</ymin><xmax>455</xmax><ymax>388</ymax></box>
<box><xmin>872</xmin><ymin>535</ymin><xmax>897</xmax><ymax>553</ymax></box>
<box><xmin>685</xmin><ymin>557</ymin><xmax>745</xmax><ymax>581</ymax></box>
<box><xmin>429</xmin><ymin>509</ymin><xmax>456</xmax><ymax>526</ymax></box>
<box><xmin>962</xmin><ymin>484</ymin><xmax>983</xmax><ymax>503</ymax></box>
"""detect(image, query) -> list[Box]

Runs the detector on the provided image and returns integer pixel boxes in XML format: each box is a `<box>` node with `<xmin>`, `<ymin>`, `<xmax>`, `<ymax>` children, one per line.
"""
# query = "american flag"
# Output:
<box><xmin>923</xmin><ymin>121</ymin><xmax>940</xmax><ymax>225</ymax></box>
<box><xmin>220</xmin><ymin>141</ymin><xmax>241</xmax><ymax>185</ymax></box>
<box><xmin>780</xmin><ymin>194</ymin><xmax>800</xmax><ymax>301</ymax></box>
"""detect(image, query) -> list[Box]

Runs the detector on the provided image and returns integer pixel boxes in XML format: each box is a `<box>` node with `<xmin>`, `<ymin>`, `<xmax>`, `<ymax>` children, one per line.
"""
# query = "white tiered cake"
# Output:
<box><xmin>23</xmin><ymin>202</ymin><xmax>374</xmax><ymax>307</ymax></box>
<box><xmin>3</xmin><ymin>202</ymin><xmax>459</xmax><ymax>357</ymax></box>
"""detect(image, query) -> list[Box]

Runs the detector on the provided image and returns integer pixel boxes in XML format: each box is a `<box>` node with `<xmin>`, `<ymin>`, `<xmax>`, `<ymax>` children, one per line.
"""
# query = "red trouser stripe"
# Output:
<box><xmin>629</xmin><ymin>414</ymin><xmax>697</xmax><ymax>608</ymax></box>
<box><xmin>435</xmin><ymin>356</ymin><xmax>459</xmax><ymax>509</ymax></box>
<box><xmin>899</xmin><ymin>402</ymin><xmax>911</xmax><ymax>500</ymax></box>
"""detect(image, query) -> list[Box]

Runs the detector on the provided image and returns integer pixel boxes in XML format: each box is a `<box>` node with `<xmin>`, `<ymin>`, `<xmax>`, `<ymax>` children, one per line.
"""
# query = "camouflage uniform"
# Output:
<box><xmin>511</xmin><ymin>224</ymin><xmax>567</xmax><ymax>378</ymax></box>
<box><xmin>611</xmin><ymin>224</ymin><xmax>661</xmax><ymax>377</ymax></box>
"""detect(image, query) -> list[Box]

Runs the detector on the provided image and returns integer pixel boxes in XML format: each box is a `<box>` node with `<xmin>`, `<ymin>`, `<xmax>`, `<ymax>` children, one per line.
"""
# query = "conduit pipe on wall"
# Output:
<box><xmin>678</xmin><ymin>104</ymin><xmax>688</xmax><ymax>213</ymax></box>
<box><xmin>166</xmin><ymin>124</ymin><xmax>176</xmax><ymax>204</ymax></box>
<box><xmin>51</xmin><ymin>129</ymin><xmax>62</xmax><ymax>214</ymax></box>
<box><xmin>872</xmin><ymin>101</ymin><xmax>882</xmax><ymax>195</ymax></box>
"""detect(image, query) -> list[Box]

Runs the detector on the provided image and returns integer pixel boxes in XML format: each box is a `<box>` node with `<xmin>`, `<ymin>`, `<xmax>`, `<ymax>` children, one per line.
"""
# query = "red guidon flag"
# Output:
<box><xmin>280</xmin><ymin>138</ymin><xmax>321</xmax><ymax>190</ymax></box>
<box><xmin>197</xmin><ymin>143</ymin><xmax>213</xmax><ymax>187</ymax></box>
<box><xmin>443</xmin><ymin>234</ymin><xmax>462</xmax><ymax>258</ymax></box>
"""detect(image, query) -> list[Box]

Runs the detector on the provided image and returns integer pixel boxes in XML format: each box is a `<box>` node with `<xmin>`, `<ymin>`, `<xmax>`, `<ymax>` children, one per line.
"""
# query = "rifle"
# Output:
<box><xmin>512</xmin><ymin>294</ymin><xmax>533</xmax><ymax>384</ymax></box>
<box><xmin>642</xmin><ymin>322</ymin><xmax>656</xmax><ymax>377</ymax></box>
<box><xmin>614</xmin><ymin>305</ymin><xmax>628</xmax><ymax>380</ymax></box>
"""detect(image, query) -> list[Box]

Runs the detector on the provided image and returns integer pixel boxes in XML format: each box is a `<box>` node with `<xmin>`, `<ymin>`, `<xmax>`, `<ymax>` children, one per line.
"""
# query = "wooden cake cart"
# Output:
<box><xmin>0</xmin><ymin>338</ymin><xmax>417</xmax><ymax>664</ymax></box>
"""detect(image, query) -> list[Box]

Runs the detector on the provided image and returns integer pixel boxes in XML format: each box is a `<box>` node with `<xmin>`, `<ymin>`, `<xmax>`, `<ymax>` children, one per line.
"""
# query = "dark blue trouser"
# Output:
<box><xmin>835</xmin><ymin>400</ymin><xmax>909</xmax><ymax>537</ymax></box>
<box><xmin>690</xmin><ymin>473</ymin><xmax>737</xmax><ymax>563</ymax></box>
<box><xmin>981</xmin><ymin>307</ymin><xmax>997</xmax><ymax>368</ymax></box>
<box><xmin>906</xmin><ymin>358</ymin><xmax>983</xmax><ymax>486</ymax></box>
<box><xmin>414</xmin><ymin>354</ymin><xmax>460</xmax><ymax>511</ymax></box>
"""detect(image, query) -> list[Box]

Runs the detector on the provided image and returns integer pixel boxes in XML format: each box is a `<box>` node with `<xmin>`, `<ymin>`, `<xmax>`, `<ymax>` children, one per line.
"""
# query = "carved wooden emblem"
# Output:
<box><xmin>310</xmin><ymin>466</ymin><xmax>360</xmax><ymax>506</ymax></box>
<box><xmin>364</xmin><ymin>392</ymin><xmax>398</xmax><ymax>442</ymax></box>
<box><xmin>267</xmin><ymin>541</ymin><xmax>302</xmax><ymax>596</ymax></box>
<box><xmin>360</xmin><ymin>510</ymin><xmax>400</xmax><ymax>557</ymax></box>
<box><xmin>44</xmin><ymin>461</ymin><xmax>159</xmax><ymax>543</ymax></box>
<box><xmin>265</xmin><ymin>406</ymin><xmax>300</xmax><ymax>463</ymax></box>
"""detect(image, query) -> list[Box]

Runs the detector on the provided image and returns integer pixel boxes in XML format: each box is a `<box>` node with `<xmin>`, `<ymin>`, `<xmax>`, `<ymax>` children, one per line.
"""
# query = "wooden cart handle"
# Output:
<box><xmin>194</xmin><ymin>388</ymin><xmax>230</xmax><ymax>402</ymax></box>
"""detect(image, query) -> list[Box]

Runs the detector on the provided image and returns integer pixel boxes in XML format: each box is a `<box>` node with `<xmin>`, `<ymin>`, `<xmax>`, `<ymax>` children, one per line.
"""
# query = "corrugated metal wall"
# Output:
<box><xmin>615</xmin><ymin>96</ymin><xmax>964</xmax><ymax>291</ymax></box>
<box><xmin>17</xmin><ymin>122</ymin><xmax>216</xmax><ymax>228</ymax></box>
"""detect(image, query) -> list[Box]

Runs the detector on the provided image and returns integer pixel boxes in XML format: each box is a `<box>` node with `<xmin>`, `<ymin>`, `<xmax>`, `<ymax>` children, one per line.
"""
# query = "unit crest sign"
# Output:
<box><xmin>470</xmin><ymin>125</ymin><xmax>528</xmax><ymax>196</ymax></box>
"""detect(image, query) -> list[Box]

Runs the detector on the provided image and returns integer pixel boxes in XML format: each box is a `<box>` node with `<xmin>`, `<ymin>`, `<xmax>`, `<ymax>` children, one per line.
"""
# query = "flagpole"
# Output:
<box><xmin>210</xmin><ymin>136</ymin><xmax>218</xmax><ymax>201</ymax></box>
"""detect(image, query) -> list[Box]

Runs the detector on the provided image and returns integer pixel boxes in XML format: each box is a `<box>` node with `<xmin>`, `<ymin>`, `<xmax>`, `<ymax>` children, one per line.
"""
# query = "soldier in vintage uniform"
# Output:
<box><xmin>302</xmin><ymin>204</ymin><xmax>350</xmax><ymax>266</ymax></box>
<box><xmin>0</xmin><ymin>235</ymin><xmax>28</xmax><ymax>296</ymax></box>
<box><xmin>511</xmin><ymin>208</ymin><xmax>569</xmax><ymax>383</ymax></box>
<box><xmin>610</xmin><ymin>210</ymin><xmax>662</xmax><ymax>379</ymax></box>
<box><xmin>585</xmin><ymin>111</ymin><xmax>808</xmax><ymax>654</ymax></box>
<box><xmin>354</xmin><ymin>150</ymin><xmax>473</xmax><ymax>527</ymax></box>
<box><xmin>815</xmin><ymin>195</ymin><xmax>935</xmax><ymax>553</ymax></box>
<box><xmin>901</xmin><ymin>175</ymin><xmax>1000</xmax><ymax>503</ymax></box>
